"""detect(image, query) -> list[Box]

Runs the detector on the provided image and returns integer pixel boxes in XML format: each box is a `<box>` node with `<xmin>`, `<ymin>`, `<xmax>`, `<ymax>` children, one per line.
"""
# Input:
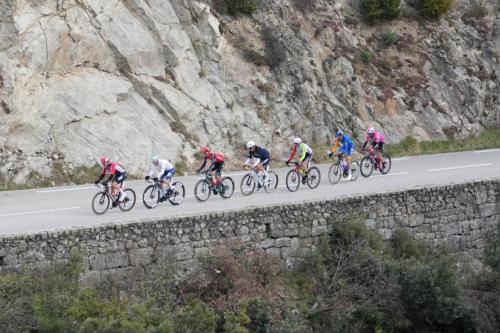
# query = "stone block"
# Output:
<box><xmin>480</xmin><ymin>204</ymin><xmax>496</xmax><ymax>218</ymax></box>
<box><xmin>129</xmin><ymin>247</ymin><xmax>154</xmax><ymax>266</ymax></box>
<box><xmin>261</xmin><ymin>238</ymin><xmax>275</xmax><ymax>249</ymax></box>
<box><xmin>265</xmin><ymin>247</ymin><xmax>281</xmax><ymax>257</ymax></box>
<box><xmin>281</xmin><ymin>247</ymin><xmax>292</xmax><ymax>259</ymax></box>
<box><xmin>238</xmin><ymin>226</ymin><xmax>249</xmax><ymax>235</ymax></box>
<box><xmin>174</xmin><ymin>244</ymin><xmax>194</xmax><ymax>261</ymax></box>
<box><xmin>311</xmin><ymin>226</ymin><xmax>328</xmax><ymax>236</ymax></box>
<box><xmin>89</xmin><ymin>254</ymin><xmax>106</xmax><ymax>270</ymax></box>
<box><xmin>105</xmin><ymin>252</ymin><xmax>129</xmax><ymax>269</ymax></box>
<box><xmin>275</xmin><ymin>237</ymin><xmax>291</xmax><ymax>248</ymax></box>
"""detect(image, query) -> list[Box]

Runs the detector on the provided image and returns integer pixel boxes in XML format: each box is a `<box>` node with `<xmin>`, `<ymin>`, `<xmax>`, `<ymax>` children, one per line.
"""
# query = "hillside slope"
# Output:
<box><xmin>0</xmin><ymin>0</ymin><xmax>498</xmax><ymax>182</ymax></box>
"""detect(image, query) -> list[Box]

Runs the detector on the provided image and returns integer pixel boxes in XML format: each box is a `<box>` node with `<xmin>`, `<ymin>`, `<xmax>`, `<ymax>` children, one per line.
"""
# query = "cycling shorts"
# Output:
<box><xmin>113</xmin><ymin>172</ymin><xmax>127</xmax><ymax>185</ymax></box>
<box><xmin>160</xmin><ymin>168</ymin><xmax>176</xmax><ymax>181</ymax></box>
<box><xmin>372</xmin><ymin>142</ymin><xmax>384</xmax><ymax>152</ymax></box>
<box><xmin>300</xmin><ymin>152</ymin><xmax>313</xmax><ymax>162</ymax></box>
<box><xmin>209</xmin><ymin>162</ymin><xmax>225</xmax><ymax>176</ymax></box>
<box><xmin>260</xmin><ymin>158</ymin><xmax>270</xmax><ymax>168</ymax></box>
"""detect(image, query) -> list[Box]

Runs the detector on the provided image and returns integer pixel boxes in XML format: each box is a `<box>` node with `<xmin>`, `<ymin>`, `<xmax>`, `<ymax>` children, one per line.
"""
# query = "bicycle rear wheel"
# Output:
<box><xmin>264</xmin><ymin>171</ymin><xmax>278</xmax><ymax>193</ymax></box>
<box><xmin>360</xmin><ymin>156</ymin><xmax>373</xmax><ymax>178</ymax></box>
<box><xmin>328</xmin><ymin>163</ymin><xmax>341</xmax><ymax>185</ymax></box>
<box><xmin>195</xmin><ymin>180</ymin><xmax>211</xmax><ymax>202</ymax></box>
<box><xmin>286</xmin><ymin>169</ymin><xmax>300</xmax><ymax>192</ymax></box>
<box><xmin>220</xmin><ymin>177</ymin><xmax>235</xmax><ymax>198</ymax></box>
<box><xmin>351</xmin><ymin>161</ymin><xmax>360</xmax><ymax>181</ymax></box>
<box><xmin>168</xmin><ymin>182</ymin><xmax>185</xmax><ymax>205</ymax></box>
<box><xmin>240</xmin><ymin>173</ymin><xmax>256</xmax><ymax>196</ymax></box>
<box><xmin>91</xmin><ymin>191</ymin><xmax>110</xmax><ymax>215</ymax></box>
<box><xmin>307</xmin><ymin>167</ymin><xmax>321</xmax><ymax>189</ymax></box>
<box><xmin>143</xmin><ymin>184</ymin><xmax>160</xmax><ymax>209</ymax></box>
<box><xmin>118</xmin><ymin>189</ymin><xmax>136</xmax><ymax>211</ymax></box>
<box><xmin>380</xmin><ymin>154</ymin><xmax>392</xmax><ymax>174</ymax></box>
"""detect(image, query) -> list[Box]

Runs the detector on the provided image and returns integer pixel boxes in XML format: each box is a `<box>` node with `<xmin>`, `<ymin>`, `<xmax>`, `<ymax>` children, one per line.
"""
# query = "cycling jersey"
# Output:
<box><xmin>98</xmin><ymin>162</ymin><xmax>127</xmax><ymax>184</ymax></box>
<box><xmin>246</xmin><ymin>146</ymin><xmax>270</xmax><ymax>167</ymax></box>
<box><xmin>197</xmin><ymin>151</ymin><xmax>225</xmax><ymax>175</ymax></box>
<box><xmin>332</xmin><ymin>135</ymin><xmax>355</xmax><ymax>156</ymax></box>
<box><xmin>149</xmin><ymin>159</ymin><xmax>175</xmax><ymax>180</ymax></box>
<box><xmin>362</xmin><ymin>132</ymin><xmax>385</xmax><ymax>151</ymax></box>
<box><xmin>288</xmin><ymin>143</ymin><xmax>313</xmax><ymax>162</ymax></box>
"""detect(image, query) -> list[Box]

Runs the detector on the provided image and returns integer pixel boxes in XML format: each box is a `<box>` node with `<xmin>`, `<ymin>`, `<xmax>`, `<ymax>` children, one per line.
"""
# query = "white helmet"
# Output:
<box><xmin>367</xmin><ymin>126</ymin><xmax>375</xmax><ymax>134</ymax></box>
<box><xmin>152</xmin><ymin>155</ymin><xmax>159</xmax><ymax>164</ymax></box>
<box><xmin>246</xmin><ymin>141</ymin><xmax>256</xmax><ymax>149</ymax></box>
<box><xmin>293</xmin><ymin>137</ymin><xmax>302</xmax><ymax>144</ymax></box>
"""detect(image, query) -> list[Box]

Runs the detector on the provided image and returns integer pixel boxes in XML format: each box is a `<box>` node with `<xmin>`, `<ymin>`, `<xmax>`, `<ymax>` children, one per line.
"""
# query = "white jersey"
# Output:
<box><xmin>148</xmin><ymin>159</ymin><xmax>174</xmax><ymax>178</ymax></box>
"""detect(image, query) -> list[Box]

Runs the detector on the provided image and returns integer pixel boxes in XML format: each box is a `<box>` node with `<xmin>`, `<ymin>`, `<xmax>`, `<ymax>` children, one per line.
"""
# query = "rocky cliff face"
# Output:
<box><xmin>0</xmin><ymin>0</ymin><xmax>498</xmax><ymax>182</ymax></box>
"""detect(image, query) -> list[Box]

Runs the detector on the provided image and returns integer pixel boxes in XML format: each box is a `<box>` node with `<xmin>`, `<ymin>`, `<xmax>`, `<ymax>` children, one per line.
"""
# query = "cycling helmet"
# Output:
<box><xmin>336</xmin><ymin>130</ymin><xmax>344</xmax><ymax>137</ymax></box>
<box><xmin>246</xmin><ymin>141</ymin><xmax>256</xmax><ymax>149</ymax></box>
<box><xmin>200</xmin><ymin>146</ymin><xmax>210</xmax><ymax>155</ymax></box>
<box><xmin>152</xmin><ymin>155</ymin><xmax>159</xmax><ymax>164</ymax></box>
<box><xmin>293</xmin><ymin>137</ymin><xmax>302</xmax><ymax>144</ymax></box>
<box><xmin>367</xmin><ymin>126</ymin><xmax>375</xmax><ymax>134</ymax></box>
<box><xmin>100</xmin><ymin>156</ymin><xmax>109</xmax><ymax>166</ymax></box>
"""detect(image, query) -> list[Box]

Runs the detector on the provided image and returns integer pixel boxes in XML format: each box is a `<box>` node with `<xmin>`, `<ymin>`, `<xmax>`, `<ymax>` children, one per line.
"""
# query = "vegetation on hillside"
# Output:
<box><xmin>1</xmin><ymin>219</ymin><xmax>499</xmax><ymax>332</ymax></box>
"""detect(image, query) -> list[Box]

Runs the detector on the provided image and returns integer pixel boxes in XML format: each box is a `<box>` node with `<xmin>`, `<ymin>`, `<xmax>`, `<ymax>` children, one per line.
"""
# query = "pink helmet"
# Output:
<box><xmin>200</xmin><ymin>146</ymin><xmax>210</xmax><ymax>155</ymax></box>
<box><xmin>367</xmin><ymin>126</ymin><xmax>375</xmax><ymax>134</ymax></box>
<box><xmin>100</xmin><ymin>156</ymin><xmax>109</xmax><ymax>166</ymax></box>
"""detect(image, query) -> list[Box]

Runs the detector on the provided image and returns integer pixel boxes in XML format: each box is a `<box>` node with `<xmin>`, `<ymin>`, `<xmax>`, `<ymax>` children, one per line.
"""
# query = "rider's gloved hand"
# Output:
<box><xmin>328</xmin><ymin>152</ymin><xmax>333</xmax><ymax>158</ymax></box>
<box><xmin>285</xmin><ymin>160</ymin><xmax>290</xmax><ymax>165</ymax></box>
<box><xmin>153</xmin><ymin>177</ymin><xmax>158</xmax><ymax>182</ymax></box>
<box><xmin>94</xmin><ymin>180</ymin><xmax>99</xmax><ymax>185</ymax></box>
<box><xmin>145</xmin><ymin>175</ymin><xmax>150</xmax><ymax>180</ymax></box>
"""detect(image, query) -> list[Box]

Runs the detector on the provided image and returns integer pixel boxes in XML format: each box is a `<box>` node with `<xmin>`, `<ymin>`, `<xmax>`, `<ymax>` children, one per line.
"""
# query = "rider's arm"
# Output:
<box><xmin>287</xmin><ymin>145</ymin><xmax>297</xmax><ymax>162</ymax></box>
<box><xmin>362</xmin><ymin>141</ymin><xmax>368</xmax><ymax>149</ymax></box>
<box><xmin>252</xmin><ymin>158</ymin><xmax>261</xmax><ymax>168</ymax></box>
<box><xmin>95</xmin><ymin>169</ymin><xmax>106</xmax><ymax>183</ymax></box>
<box><xmin>196</xmin><ymin>158</ymin><xmax>208</xmax><ymax>174</ymax></box>
<box><xmin>331</xmin><ymin>139</ymin><xmax>340</xmax><ymax>154</ymax></box>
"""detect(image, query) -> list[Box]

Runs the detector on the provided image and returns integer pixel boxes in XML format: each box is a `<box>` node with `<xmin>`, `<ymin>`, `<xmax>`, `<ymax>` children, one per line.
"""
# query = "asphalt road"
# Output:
<box><xmin>0</xmin><ymin>149</ymin><xmax>499</xmax><ymax>236</ymax></box>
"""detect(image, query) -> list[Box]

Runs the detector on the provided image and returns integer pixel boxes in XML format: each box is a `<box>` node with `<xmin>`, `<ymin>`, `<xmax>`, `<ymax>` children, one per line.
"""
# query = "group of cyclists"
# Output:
<box><xmin>95</xmin><ymin>126</ymin><xmax>387</xmax><ymax>205</ymax></box>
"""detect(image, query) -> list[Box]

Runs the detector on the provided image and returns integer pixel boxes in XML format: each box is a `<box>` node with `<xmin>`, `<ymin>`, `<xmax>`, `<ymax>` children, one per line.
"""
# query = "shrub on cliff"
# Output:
<box><xmin>216</xmin><ymin>0</ymin><xmax>259</xmax><ymax>16</ymax></box>
<box><xmin>419</xmin><ymin>0</ymin><xmax>455</xmax><ymax>18</ymax></box>
<box><xmin>361</xmin><ymin>0</ymin><xmax>401</xmax><ymax>23</ymax></box>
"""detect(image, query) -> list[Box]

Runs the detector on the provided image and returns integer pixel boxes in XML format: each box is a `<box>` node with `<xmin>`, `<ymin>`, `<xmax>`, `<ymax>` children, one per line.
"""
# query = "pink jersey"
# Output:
<box><xmin>365</xmin><ymin>132</ymin><xmax>385</xmax><ymax>144</ymax></box>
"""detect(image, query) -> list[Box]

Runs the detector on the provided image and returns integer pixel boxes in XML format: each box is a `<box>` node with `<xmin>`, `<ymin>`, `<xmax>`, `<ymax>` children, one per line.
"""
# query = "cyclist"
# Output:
<box><xmin>95</xmin><ymin>156</ymin><xmax>128</xmax><ymax>207</ymax></box>
<box><xmin>196</xmin><ymin>146</ymin><xmax>225</xmax><ymax>192</ymax></box>
<box><xmin>286</xmin><ymin>137</ymin><xmax>313</xmax><ymax>184</ymax></box>
<box><xmin>362</xmin><ymin>126</ymin><xmax>385</xmax><ymax>167</ymax></box>
<box><xmin>244</xmin><ymin>141</ymin><xmax>270</xmax><ymax>188</ymax></box>
<box><xmin>145</xmin><ymin>155</ymin><xmax>176</xmax><ymax>201</ymax></box>
<box><xmin>329</xmin><ymin>130</ymin><xmax>355</xmax><ymax>180</ymax></box>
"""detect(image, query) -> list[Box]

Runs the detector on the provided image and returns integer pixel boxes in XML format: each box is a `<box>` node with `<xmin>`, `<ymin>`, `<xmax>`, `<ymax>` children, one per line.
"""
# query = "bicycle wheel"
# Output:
<box><xmin>168</xmin><ymin>182</ymin><xmax>185</xmax><ymax>205</ymax></box>
<box><xmin>91</xmin><ymin>191</ymin><xmax>110</xmax><ymax>215</ymax></box>
<box><xmin>194</xmin><ymin>179</ymin><xmax>211</xmax><ymax>202</ymax></box>
<box><xmin>380</xmin><ymin>154</ymin><xmax>392</xmax><ymax>174</ymax></box>
<box><xmin>360</xmin><ymin>156</ymin><xmax>373</xmax><ymax>178</ymax></box>
<box><xmin>286</xmin><ymin>169</ymin><xmax>300</xmax><ymax>192</ymax></box>
<box><xmin>220</xmin><ymin>177</ymin><xmax>235</xmax><ymax>198</ymax></box>
<box><xmin>240</xmin><ymin>173</ymin><xmax>256</xmax><ymax>196</ymax></box>
<box><xmin>264</xmin><ymin>170</ymin><xmax>278</xmax><ymax>193</ymax></box>
<box><xmin>328</xmin><ymin>163</ymin><xmax>341</xmax><ymax>185</ymax></box>
<box><xmin>118</xmin><ymin>189</ymin><xmax>136</xmax><ymax>211</ymax></box>
<box><xmin>351</xmin><ymin>161</ymin><xmax>360</xmax><ymax>181</ymax></box>
<box><xmin>143</xmin><ymin>184</ymin><xmax>160</xmax><ymax>209</ymax></box>
<box><xmin>307</xmin><ymin>166</ymin><xmax>321</xmax><ymax>189</ymax></box>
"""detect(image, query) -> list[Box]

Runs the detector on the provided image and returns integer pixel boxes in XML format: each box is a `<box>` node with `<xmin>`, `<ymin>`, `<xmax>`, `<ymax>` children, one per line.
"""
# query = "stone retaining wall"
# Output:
<box><xmin>0</xmin><ymin>179</ymin><xmax>499</xmax><ymax>283</ymax></box>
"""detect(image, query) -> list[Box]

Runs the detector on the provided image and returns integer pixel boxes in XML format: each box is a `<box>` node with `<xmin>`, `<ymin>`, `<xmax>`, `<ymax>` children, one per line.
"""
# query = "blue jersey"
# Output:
<box><xmin>339</xmin><ymin>134</ymin><xmax>355</xmax><ymax>155</ymax></box>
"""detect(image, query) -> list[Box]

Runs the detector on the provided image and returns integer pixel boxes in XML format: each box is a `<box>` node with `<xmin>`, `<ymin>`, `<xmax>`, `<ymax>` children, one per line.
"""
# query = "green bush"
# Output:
<box><xmin>419</xmin><ymin>0</ymin><xmax>455</xmax><ymax>18</ymax></box>
<box><xmin>361</xmin><ymin>0</ymin><xmax>401</xmax><ymax>23</ymax></box>
<box><xmin>381</xmin><ymin>30</ymin><xmax>398</xmax><ymax>47</ymax></box>
<box><xmin>174</xmin><ymin>300</ymin><xmax>217</xmax><ymax>333</ymax></box>
<box><xmin>218</xmin><ymin>0</ymin><xmax>259</xmax><ymax>16</ymax></box>
<box><xmin>390</xmin><ymin>229</ymin><xmax>426</xmax><ymax>260</ymax></box>
<box><xmin>360</xmin><ymin>49</ymin><xmax>373</xmax><ymax>63</ymax></box>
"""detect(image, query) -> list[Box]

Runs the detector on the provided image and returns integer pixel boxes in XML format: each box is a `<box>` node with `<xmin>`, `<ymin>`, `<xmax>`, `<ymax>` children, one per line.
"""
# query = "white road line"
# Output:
<box><xmin>371</xmin><ymin>172</ymin><xmax>410</xmax><ymax>177</ymax></box>
<box><xmin>0</xmin><ymin>206</ymin><xmax>81</xmax><ymax>218</ymax></box>
<box><xmin>428</xmin><ymin>163</ymin><xmax>493</xmax><ymax>172</ymax></box>
<box><xmin>392</xmin><ymin>157</ymin><xmax>411</xmax><ymax>161</ymax></box>
<box><xmin>38</xmin><ymin>187</ymin><xmax>95</xmax><ymax>193</ymax></box>
<box><xmin>474</xmin><ymin>149</ymin><xmax>500</xmax><ymax>154</ymax></box>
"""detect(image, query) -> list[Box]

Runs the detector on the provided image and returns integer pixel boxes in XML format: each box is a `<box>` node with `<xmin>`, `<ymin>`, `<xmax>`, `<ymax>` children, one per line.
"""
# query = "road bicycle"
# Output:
<box><xmin>360</xmin><ymin>146</ymin><xmax>392</xmax><ymax>177</ymax></box>
<box><xmin>194</xmin><ymin>171</ymin><xmax>235</xmax><ymax>201</ymax></box>
<box><xmin>285</xmin><ymin>161</ymin><xmax>321</xmax><ymax>192</ymax></box>
<box><xmin>240</xmin><ymin>165</ymin><xmax>278</xmax><ymax>196</ymax></box>
<box><xmin>328</xmin><ymin>154</ymin><xmax>359</xmax><ymax>185</ymax></box>
<box><xmin>91</xmin><ymin>182</ymin><xmax>136</xmax><ymax>215</ymax></box>
<box><xmin>142</xmin><ymin>178</ymin><xmax>185</xmax><ymax>209</ymax></box>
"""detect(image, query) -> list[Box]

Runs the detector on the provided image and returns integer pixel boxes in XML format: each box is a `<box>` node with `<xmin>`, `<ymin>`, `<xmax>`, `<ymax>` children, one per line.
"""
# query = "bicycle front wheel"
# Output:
<box><xmin>220</xmin><ymin>177</ymin><xmax>235</xmax><ymax>198</ymax></box>
<box><xmin>91</xmin><ymin>191</ymin><xmax>110</xmax><ymax>215</ymax></box>
<box><xmin>168</xmin><ymin>182</ymin><xmax>185</xmax><ymax>205</ymax></box>
<box><xmin>286</xmin><ymin>169</ymin><xmax>300</xmax><ymax>192</ymax></box>
<box><xmin>380</xmin><ymin>154</ymin><xmax>392</xmax><ymax>174</ymax></box>
<box><xmin>240</xmin><ymin>173</ymin><xmax>256</xmax><ymax>196</ymax></box>
<box><xmin>328</xmin><ymin>163</ymin><xmax>341</xmax><ymax>185</ymax></box>
<box><xmin>264</xmin><ymin>171</ymin><xmax>278</xmax><ymax>193</ymax></box>
<box><xmin>118</xmin><ymin>189</ymin><xmax>136</xmax><ymax>211</ymax></box>
<box><xmin>195</xmin><ymin>180</ymin><xmax>211</xmax><ymax>202</ymax></box>
<box><xmin>351</xmin><ymin>161</ymin><xmax>360</xmax><ymax>181</ymax></box>
<box><xmin>307</xmin><ymin>167</ymin><xmax>321</xmax><ymax>189</ymax></box>
<box><xmin>360</xmin><ymin>156</ymin><xmax>373</xmax><ymax>178</ymax></box>
<box><xmin>143</xmin><ymin>184</ymin><xmax>160</xmax><ymax>209</ymax></box>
